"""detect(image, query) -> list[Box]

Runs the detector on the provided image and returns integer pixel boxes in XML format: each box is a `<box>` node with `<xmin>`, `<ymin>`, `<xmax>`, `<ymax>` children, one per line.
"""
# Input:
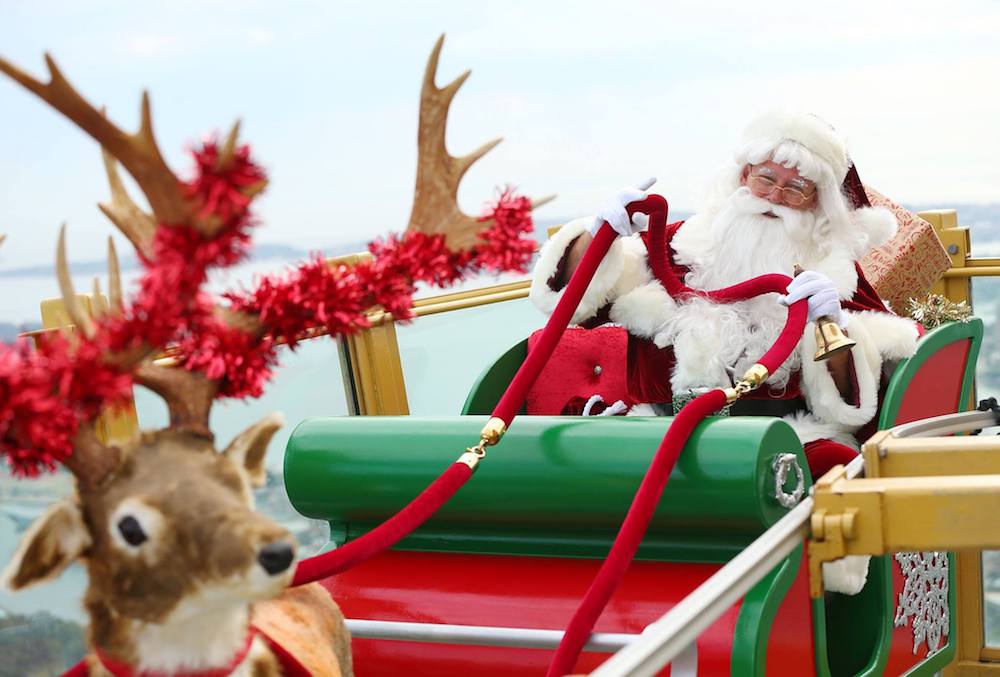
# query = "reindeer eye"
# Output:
<box><xmin>117</xmin><ymin>516</ymin><xmax>147</xmax><ymax>546</ymax></box>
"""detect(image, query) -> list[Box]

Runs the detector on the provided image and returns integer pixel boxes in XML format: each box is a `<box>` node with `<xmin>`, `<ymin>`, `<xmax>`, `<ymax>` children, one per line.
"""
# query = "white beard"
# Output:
<box><xmin>682</xmin><ymin>187</ymin><xmax>822</xmax><ymax>288</ymax></box>
<box><xmin>661</xmin><ymin>188</ymin><xmax>839</xmax><ymax>394</ymax></box>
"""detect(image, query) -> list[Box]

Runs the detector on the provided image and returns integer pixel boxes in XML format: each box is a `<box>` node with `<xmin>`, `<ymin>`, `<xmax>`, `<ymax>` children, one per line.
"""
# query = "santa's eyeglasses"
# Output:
<box><xmin>747</xmin><ymin>172</ymin><xmax>816</xmax><ymax>207</ymax></box>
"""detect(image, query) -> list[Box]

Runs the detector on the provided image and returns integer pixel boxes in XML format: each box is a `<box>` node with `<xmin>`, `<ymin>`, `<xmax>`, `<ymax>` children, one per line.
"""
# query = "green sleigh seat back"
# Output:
<box><xmin>879</xmin><ymin>317</ymin><xmax>983</xmax><ymax>427</ymax></box>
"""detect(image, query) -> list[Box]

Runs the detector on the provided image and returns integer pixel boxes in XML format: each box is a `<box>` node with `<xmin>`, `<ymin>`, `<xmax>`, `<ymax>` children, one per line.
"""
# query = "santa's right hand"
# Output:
<box><xmin>588</xmin><ymin>177</ymin><xmax>657</xmax><ymax>237</ymax></box>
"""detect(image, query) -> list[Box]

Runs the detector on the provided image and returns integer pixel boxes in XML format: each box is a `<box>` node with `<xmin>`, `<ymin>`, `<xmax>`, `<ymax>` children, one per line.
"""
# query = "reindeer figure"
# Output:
<box><xmin>5</xmin><ymin>408</ymin><xmax>351</xmax><ymax>675</ymax></box>
<box><xmin>0</xmin><ymin>36</ymin><xmax>543</xmax><ymax>676</ymax></box>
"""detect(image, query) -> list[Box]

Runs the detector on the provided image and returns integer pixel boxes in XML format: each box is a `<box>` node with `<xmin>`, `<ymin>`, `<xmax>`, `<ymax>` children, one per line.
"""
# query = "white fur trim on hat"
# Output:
<box><xmin>738</xmin><ymin>111</ymin><xmax>850</xmax><ymax>183</ymax></box>
<box><xmin>529</xmin><ymin>218</ymin><xmax>651</xmax><ymax>324</ymax></box>
<box><xmin>852</xmin><ymin>206</ymin><xmax>898</xmax><ymax>249</ymax></box>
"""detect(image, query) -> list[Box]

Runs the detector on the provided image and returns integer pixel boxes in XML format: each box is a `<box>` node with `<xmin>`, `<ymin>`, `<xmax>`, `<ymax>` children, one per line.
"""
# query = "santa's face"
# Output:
<box><xmin>740</xmin><ymin>161</ymin><xmax>818</xmax><ymax>212</ymax></box>
<box><xmin>690</xmin><ymin>183</ymin><xmax>822</xmax><ymax>289</ymax></box>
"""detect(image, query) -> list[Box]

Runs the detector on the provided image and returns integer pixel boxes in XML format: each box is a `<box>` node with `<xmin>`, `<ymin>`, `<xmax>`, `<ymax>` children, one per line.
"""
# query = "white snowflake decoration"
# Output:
<box><xmin>893</xmin><ymin>551</ymin><xmax>950</xmax><ymax>655</ymax></box>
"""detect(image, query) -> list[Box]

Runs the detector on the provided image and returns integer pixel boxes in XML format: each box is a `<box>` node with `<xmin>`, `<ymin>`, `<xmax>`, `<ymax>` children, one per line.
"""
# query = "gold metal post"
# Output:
<box><xmin>807</xmin><ymin>466</ymin><xmax>1000</xmax><ymax>597</ymax></box>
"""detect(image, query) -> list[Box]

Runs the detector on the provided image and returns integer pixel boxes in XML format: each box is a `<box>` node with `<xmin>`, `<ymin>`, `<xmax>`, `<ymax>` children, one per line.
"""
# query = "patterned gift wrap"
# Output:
<box><xmin>860</xmin><ymin>187</ymin><xmax>951</xmax><ymax>314</ymax></box>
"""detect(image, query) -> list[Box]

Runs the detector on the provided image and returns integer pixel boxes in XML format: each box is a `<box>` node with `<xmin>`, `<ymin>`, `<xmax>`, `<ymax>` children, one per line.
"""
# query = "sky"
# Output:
<box><xmin>1</xmin><ymin>0</ymin><xmax>999</xmax><ymax>271</ymax></box>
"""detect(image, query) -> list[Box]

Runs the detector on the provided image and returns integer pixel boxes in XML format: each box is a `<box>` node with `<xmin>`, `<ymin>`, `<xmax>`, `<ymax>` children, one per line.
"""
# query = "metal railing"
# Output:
<box><xmin>345</xmin><ymin>619</ymin><xmax>635</xmax><ymax>652</ymax></box>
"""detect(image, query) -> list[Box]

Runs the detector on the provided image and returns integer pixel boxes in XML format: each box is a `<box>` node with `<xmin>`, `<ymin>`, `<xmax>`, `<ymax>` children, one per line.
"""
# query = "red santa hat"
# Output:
<box><xmin>733</xmin><ymin>110</ymin><xmax>897</xmax><ymax>250</ymax></box>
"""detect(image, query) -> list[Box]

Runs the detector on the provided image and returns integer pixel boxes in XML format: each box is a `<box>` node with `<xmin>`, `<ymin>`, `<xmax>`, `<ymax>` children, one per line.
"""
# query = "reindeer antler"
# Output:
<box><xmin>94</xmin><ymin>127</ymin><xmax>262</xmax><ymax>438</ymax></box>
<box><xmin>407</xmin><ymin>36</ymin><xmax>553</xmax><ymax>250</ymax></box>
<box><xmin>0</xmin><ymin>54</ymin><xmax>267</xmax><ymax>484</ymax></box>
<box><xmin>98</xmin><ymin>149</ymin><xmax>158</xmax><ymax>261</ymax></box>
<box><xmin>0</xmin><ymin>55</ymin><xmax>194</xmax><ymax>234</ymax></box>
<box><xmin>406</xmin><ymin>35</ymin><xmax>501</xmax><ymax>250</ymax></box>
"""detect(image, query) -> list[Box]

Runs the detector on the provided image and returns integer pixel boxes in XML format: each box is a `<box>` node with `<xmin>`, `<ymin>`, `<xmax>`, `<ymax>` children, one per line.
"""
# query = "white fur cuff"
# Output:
<box><xmin>799</xmin><ymin>318</ymin><xmax>879</xmax><ymax>430</ymax></box>
<box><xmin>852</xmin><ymin>206</ymin><xmax>897</xmax><ymax>249</ymax></box>
<box><xmin>782</xmin><ymin>411</ymin><xmax>859</xmax><ymax>448</ymax></box>
<box><xmin>823</xmin><ymin>555</ymin><xmax>871</xmax><ymax>595</ymax></box>
<box><xmin>529</xmin><ymin>217</ymin><xmax>651</xmax><ymax>324</ymax></box>
<box><xmin>608</xmin><ymin>281</ymin><xmax>675</xmax><ymax>341</ymax></box>
<box><xmin>847</xmin><ymin>310</ymin><xmax>919</xmax><ymax>360</ymax></box>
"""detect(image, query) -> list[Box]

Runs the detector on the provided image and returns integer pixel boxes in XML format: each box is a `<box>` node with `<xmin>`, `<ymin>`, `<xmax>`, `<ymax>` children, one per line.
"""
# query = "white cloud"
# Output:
<box><xmin>245</xmin><ymin>27</ymin><xmax>275</xmax><ymax>46</ymax></box>
<box><xmin>124</xmin><ymin>33</ymin><xmax>181</xmax><ymax>57</ymax></box>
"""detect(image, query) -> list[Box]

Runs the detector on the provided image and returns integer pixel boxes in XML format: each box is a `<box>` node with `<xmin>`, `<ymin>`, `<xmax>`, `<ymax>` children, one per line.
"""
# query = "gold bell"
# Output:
<box><xmin>813</xmin><ymin>315</ymin><xmax>856</xmax><ymax>361</ymax></box>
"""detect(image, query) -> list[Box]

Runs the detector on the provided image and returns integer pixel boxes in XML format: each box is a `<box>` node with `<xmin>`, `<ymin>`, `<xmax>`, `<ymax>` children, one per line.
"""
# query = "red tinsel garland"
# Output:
<box><xmin>0</xmin><ymin>336</ymin><xmax>134</xmax><ymax>475</ymax></box>
<box><xmin>470</xmin><ymin>188</ymin><xmax>536</xmax><ymax>272</ymax></box>
<box><xmin>0</xmin><ymin>137</ymin><xmax>538</xmax><ymax>474</ymax></box>
<box><xmin>216</xmin><ymin>188</ymin><xmax>535</xmax><ymax>400</ymax></box>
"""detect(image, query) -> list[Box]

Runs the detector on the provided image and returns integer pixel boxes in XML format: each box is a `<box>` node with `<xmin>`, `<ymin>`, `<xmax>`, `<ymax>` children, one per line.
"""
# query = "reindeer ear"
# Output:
<box><xmin>2</xmin><ymin>499</ymin><xmax>91</xmax><ymax>591</ymax></box>
<box><xmin>223</xmin><ymin>412</ymin><xmax>284</xmax><ymax>488</ymax></box>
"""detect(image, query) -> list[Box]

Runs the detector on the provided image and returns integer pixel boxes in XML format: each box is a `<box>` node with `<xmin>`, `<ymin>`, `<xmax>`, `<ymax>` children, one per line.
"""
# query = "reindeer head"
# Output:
<box><xmin>4</xmin><ymin>413</ymin><xmax>294</xmax><ymax>621</ymax></box>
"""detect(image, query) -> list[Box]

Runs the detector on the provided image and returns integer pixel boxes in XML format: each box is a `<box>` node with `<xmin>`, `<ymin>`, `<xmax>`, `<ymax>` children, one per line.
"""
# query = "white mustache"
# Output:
<box><xmin>728</xmin><ymin>187</ymin><xmax>800</xmax><ymax>221</ymax></box>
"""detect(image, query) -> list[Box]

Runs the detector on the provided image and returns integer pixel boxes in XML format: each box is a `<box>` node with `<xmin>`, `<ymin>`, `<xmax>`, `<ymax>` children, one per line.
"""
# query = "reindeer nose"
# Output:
<box><xmin>258</xmin><ymin>541</ymin><xmax>294</xmax><ymax>575</ymax></box>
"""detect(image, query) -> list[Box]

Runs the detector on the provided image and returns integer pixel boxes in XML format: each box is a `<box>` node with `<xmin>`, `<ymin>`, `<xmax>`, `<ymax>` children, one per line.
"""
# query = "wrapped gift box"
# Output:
<box><xmin>859</xmin><ymin>186</ymin><xmax>951</xmax><ymax>313</ymax></box>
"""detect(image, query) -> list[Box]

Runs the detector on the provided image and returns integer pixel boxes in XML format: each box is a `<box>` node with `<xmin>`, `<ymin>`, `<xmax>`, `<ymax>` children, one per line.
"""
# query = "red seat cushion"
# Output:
<box><xmin>526</xmin><ymin>326</ymin><xmax>630</xmax><ymax>415</ymax></box>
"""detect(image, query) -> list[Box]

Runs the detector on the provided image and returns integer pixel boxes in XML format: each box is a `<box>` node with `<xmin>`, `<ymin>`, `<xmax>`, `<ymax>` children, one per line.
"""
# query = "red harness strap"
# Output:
<box><xmin>62</xmin><ymin>660</ymin><xmax>89</xmax><ymax>677</ymax></box>
<box><xmin>62</xmin><ymin>625</ymin><xmax>313</xmax><ymax>677</ymax></box>
<box><xmin>254</xmin><ymin>625</ymin><xmax>312</xmax><ymax>677</ymax></box>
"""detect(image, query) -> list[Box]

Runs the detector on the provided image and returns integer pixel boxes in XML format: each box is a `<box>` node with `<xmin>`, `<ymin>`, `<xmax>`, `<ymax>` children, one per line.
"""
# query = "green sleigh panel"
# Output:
<box><xmin>820</xmin><ymin>317</ymin><xmax>982</xmax><ymax>677</ymax></box>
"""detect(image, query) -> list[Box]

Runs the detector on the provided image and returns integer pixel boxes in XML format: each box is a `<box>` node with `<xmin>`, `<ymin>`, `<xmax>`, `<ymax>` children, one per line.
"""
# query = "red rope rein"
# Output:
<box><xmin>546</xmin><ymin>389</ymin><xmax>729</xmax><ymax>677</ymax></box>
<box><xmin>291</xmin><ymin>462</ymin><xmax>472</xmax><ymax>586</ymax></box>
<box><xmin>290</xmin><ymin>201</ymin><xmax>637</xmax><ymax>586</ymax></box>
<box><xmin>546</xmin><ymin>259</ymin><xmax>807</xmax><ymax>676</ymax></box>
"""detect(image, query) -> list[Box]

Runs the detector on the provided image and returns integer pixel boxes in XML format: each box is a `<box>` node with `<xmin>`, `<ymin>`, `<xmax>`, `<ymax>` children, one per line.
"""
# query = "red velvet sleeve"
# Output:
<box><xmin>842</xmin><ymin>263</ymin><xmax>890</xmax><ymax>313</ymax></box>
<box><xmin>641</xmin><ymin>221</ymin><xmax>689</xmax><ymax>284</ymax></box>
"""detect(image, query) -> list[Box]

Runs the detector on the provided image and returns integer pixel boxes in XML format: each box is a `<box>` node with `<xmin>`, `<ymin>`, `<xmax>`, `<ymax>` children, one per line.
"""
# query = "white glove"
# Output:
<box><xmin>588</xmin><ymin>177</ymin><xmax>657</xmax><ymax>237</ymax></box>
<box><xmin>778</xmin><ymin>270</ymin><xmax>847</xmax><ymax>325</ymax></box>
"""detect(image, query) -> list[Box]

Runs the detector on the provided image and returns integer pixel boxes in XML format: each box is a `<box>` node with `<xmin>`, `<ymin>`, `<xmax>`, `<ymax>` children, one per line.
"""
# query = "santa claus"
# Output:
<box><xmin>530</xmin><ymin>111</ymin><xmax>920</xmax><ymax>485</ymax></box>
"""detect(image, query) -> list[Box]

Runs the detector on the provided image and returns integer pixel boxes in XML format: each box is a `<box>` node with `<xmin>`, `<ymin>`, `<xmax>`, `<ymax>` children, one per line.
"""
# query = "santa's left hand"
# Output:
<box><xmin>778</xmin><ymin>270</ymin><xmax>847</xmax><ymax>326</ymax></box>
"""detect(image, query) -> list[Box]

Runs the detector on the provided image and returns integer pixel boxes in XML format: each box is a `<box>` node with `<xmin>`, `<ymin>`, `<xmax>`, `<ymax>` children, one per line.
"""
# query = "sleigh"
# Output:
<box><xmin>284</xmin><ymin>311</ymin><xmax>986</xmax><ymax>676</ymax></box>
